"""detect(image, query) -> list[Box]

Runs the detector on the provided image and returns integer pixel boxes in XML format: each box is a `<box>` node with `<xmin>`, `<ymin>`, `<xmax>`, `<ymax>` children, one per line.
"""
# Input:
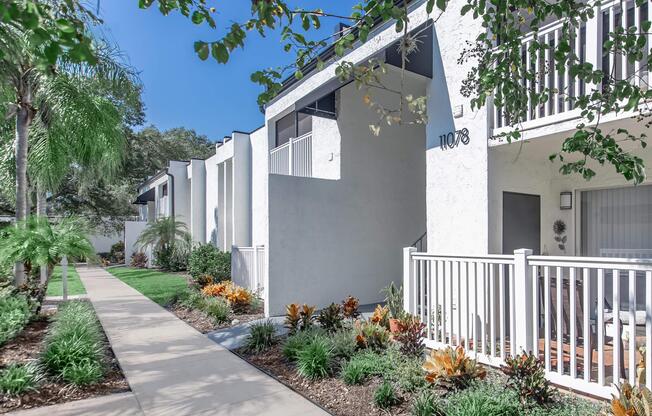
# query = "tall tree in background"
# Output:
<box><xmin>49</xmin><ymin>126</ymin><xmax>215</xmax><ymax>232</ymax></box>
<box><xmin>0</xmin><ymin>5</ymin><xmax>140</xmax><ymax>285</ymax></box>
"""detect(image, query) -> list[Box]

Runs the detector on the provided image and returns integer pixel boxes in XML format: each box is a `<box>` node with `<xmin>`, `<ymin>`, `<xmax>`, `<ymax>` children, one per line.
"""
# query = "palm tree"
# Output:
<box><xmin>0</xmin><ymin>12</ymin><xmax>140</xmax><ymax>285</ymax></box>
<box><xmin>0</xmin><ymin>216</ymin><xmax>95</xmax><ymax>283</ymax></box>
<box><xmin>136</xmin><ymin>217</ymin><xmax>192</xmax><ymax>254</ymax></box>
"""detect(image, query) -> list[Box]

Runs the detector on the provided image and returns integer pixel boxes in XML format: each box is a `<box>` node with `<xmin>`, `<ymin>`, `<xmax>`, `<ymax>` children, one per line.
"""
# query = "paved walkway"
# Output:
<box><xmin>19</xmin><ymin>266</ymin><xmax>329</xmax><ymax>416</ymax></box>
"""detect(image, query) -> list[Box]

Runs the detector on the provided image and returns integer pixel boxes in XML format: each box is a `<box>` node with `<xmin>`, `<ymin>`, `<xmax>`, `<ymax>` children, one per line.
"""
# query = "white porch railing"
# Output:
<box><xmin>493</xmin><ymin>0</ymin><xmax>651</xmax><ymax>132</ymax></box>
<box><xmin>232</xmin><ymin>245</ymin><xmax>266</xmax><ymax>296</ymax></box>
<box><xmin>269</xmin><ymin>133</ymin><xmax>313</xmax><ymax>177</ymax></box>
<box><xmin>404</xmin><ymin>247</ymin><xmax>652</xmax><ymax>399</ymax></box>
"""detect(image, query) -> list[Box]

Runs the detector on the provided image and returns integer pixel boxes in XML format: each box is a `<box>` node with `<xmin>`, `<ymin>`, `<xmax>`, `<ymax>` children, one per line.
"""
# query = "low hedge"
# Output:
<box><xmin>0</xmin><ymin>290</ymin><xmax>33</xmax><ymax>345</ymax></box>
<box><xmin>42</xmin><ymin>301</ymin><xmax>104</xmax><ymax>385</ymax></box>
<box><xmin>188</xmin><ymin>244</ymin><xmax>230</xmax><ymax>283</ymax></box>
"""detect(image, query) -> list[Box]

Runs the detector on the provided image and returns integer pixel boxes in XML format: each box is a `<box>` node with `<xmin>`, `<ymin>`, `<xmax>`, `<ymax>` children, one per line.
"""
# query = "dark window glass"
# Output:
<box><xmin>297</xmin><ymin>112</ymin><xmax>312</xmax><ymax>137</ymax></box>
<box><xmin>162</xmin><ymin>184</ymin><xmax>168</xmax><ymax>197</ymax></box>
<box><xmin>275</xmin><ymin>113</ymin><xmax>295</xmax><ymax>147</ymax></box>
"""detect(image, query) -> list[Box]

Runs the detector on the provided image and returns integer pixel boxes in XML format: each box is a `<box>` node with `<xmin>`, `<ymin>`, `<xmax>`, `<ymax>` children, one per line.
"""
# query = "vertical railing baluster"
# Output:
<box><xmin>557</xmin><ymin>266</ymin><xmax>563</xmax><ymax>374</ymax></box>
<box><xmin>472</xmin><ymin>262</ymin><xmax>478</xmax><ymax>356</ymax></box>
<box><xmin>544</xmin><ymin>266</ymin><xmax>551</xmax><ymax>372</ymax></box>
<box><xmin>646</xmin><ymin>270</ymin><xmax>652</xmax><ymax>389</ymax></box>
<box><xmin>457</xmin><ymin>261</ymin><xmax>462</xmax><ymax>346</ymax></box>
<box><xmin>553</xmin><ymin>29</ymin><xmax>560</xmax><ymax>114</ymax></box>
<box><xmin>490</xmin><ymin>263</ymin><xmax>496</xmax><ymax>358</ymax></box>
<box><xmin>442</xmin><ymin>261</ymin><xmax>447</xmax><ymax>343</ymax></box>
<box><xmin>598</xmin><ymin>268</ymin><xmax>605</xmax><ymax>386</ymax></box>
<box><xmin>482</xmin><ymin>263</ymin><xmax>488</xmax><ymax>356</ymax></box>
<box><xmin>465</xmin><ymin>262</ymin><xmax>470</xmax><ymax>349</ymax></box>
<box><xmin>634</xmin><ymin>2</ymin><xmax>641</xmax><ymax>87</ymax></box>
<box><xmin>433</xmin><ymin>260</ymin><xmax>440</xmax><ymax>343</ymax></box>
<box><xmin>570</xmin><ymin>267</ymin><xmax>577</xmax><ymax>379</ymax></box>
<box><xmin>420</xmin><ymin>259</ymin><xmax>425</xmax><ymax>323</ymax></box>
<box><xmin>614</xmin><ymin>269</ymin><xmax>621</xmax><ymax>383</ymax></box>
<box><xmin>532</xmin><ymin>265</ymin><xmax>540</xmax><ymax>356</ymax></box>
<box><xmin>545</xmin><ymin>33</ymin><xmax>552</xmax><ymax>117</ymax></box>
<box><xmin>500</xmin><ymin>264</ymin><xmax>506</xmax><ymax>361</ymax></box>
<box><xmin>609</xmin><ymin>7</ymin><xmax>616</xmax><ymax>82</ymax></box>
<box><xmin>628</xmin><ymin>269</ymin><xmax>636</xmax><ymax>385</ymax></box>
<box><xmin>583</xmin><ymin>268</ymin><xmax>591</xmax><ymax>382</ymax></box>
<box><xmin>448</xmin><ymin>261</ymin><xmax>454</xmax><ymax>345</ymax></box>
<box><xmin>574</xmin><ymin>26</ymin><xmax>582</xmax><ymax>105</ymax></box>
<box><xmin>426</xmin><ymin>260</ymin><xmax>432</xmax><ymax>340</ymax></box>
<box><xmin>526</xmin><ymin>41</ymin><xmax>532</xmax><ymax>121</ymax></box>
<box><xmin>510</xmin><ymin>263</ymin><xmax>516</xmax><ymax>357</ymax></box>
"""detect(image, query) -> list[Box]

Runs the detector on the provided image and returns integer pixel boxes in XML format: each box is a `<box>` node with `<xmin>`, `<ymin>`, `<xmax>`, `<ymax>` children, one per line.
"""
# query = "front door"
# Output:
<box><xmin>502</xmin><ymin>192</ymin><xmax>541</xmax><ymax>254</ymax></box>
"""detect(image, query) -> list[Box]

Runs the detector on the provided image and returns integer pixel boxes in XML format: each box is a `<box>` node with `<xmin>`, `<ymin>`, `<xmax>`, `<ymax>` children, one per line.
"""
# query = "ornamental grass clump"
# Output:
<box><xmin>282</xmin><ymin>327</ymin><xmax>327</xmax><ymax>361</ymax></box>
<box><xmin>423</xmin><ymin>346</ymin><xmax>486</xmax><ymax>390</ymax></box>
<box><xmin>0</xmin><ymin>362</ymin><xmax>43</xmax><ymax>395</ymax></box>
<box><xmin>296</xmin><ymin>337</ymin><xmax>333</xmax><ymax>380</ymax></box>
<box><xmin>501</xmin><ymin>351</ymin><xmax>553</xmax><ymax>406</ymax></box>
<box><xmin>444</xmin><ymin>383</ymin><xmax>521</xmax><ymax>416</ymax></box>
<box><xmin>373</xmin><ymin>380</ymin><xmax>401</xmax><ymax>409</ymax></box>
<box><xmin>411</xmin><ymin>390</ymin><xmax>445</xmax><ymax>416</ymax></box>
<box><xmin>244</xmin><ymin>320</ymin><xmax>276</xmax><ymax>353</ymax></box>
<box><xmin>42</xmin><ymin>301</ymin><xmax>104</xmax><ymax>385</ymax></box>
<box><xmin>202</xmin><ymin>296</ymin><xmax>231</xmax><ymax>324</ymax></box>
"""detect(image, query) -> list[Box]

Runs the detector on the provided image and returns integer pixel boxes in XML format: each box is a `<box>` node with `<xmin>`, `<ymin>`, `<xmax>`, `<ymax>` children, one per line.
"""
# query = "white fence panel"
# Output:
<box><xmin>405</xmin><ymin>248</ymin><xmax>652</xmax><ymax>399</ymax></box>
<box><xmin>232</xmin><ymin>246</ymin><xmax>266</xmax><ymax>296</ymax></box>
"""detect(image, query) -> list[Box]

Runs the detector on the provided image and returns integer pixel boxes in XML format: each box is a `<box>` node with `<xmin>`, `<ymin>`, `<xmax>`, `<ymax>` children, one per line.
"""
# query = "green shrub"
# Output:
<box><xmin>109</xmin><ymin>241</ymin><xmax>125</xmax><ymax>264</ymax></box>
<box><xmin>202</xmin><ymin>296</ymin><xmax>231</xmax><ymax>324</ymax></box>
<box><xmin>296</xmin><ymin>337</ymin><xmax>332</xmax><ymax>380</ymax></box>
<box><xmin>130</xmin><ymin>252</ymin><xmax>148</xmax><ymax>268</ymax></box>
<box><xmin>411</xmin><ymin>390</ymin><xmax>445</xmax><ymax>416</ymax></box>
<box><xmin>444</xmin><ymin>383</ymin><xmax>521</xmax><ymax>416</ymax></box>
<box><xmin>389</xmin><ymin>356</ymin><xmax>428</xmax><ymax>393</ymax></box>
<box><xmin>340</xmin><ymin>350</ymin><xmax>394</xmax><ymax>385</ymax></box>
<box><xmin>188</xmin><ymin>244</ymin><xmax>231</xmax><ymax>282</ymax></box>
<box><xmin>373</xmin><ymin>380</ymin><xmax>400</xmax><ymax>409</ymax></box>
<box><xmin>526</xmin><ymin>396</ymin><xmax>602</xmax><ymax>416</ymax></box>
<box><xmin>501</xmin><ymin>352</ymin><xmax>554</xmax><ymax>405</ymax></box>
<box><xmin>329</xmin><ymin>329</ymin><xmax>357</xmax><ymax>360</ymax></box>
<box><xmin>0</xmin><ymin>362</ymin><xmax>43</xmax><ymax>395</ymax></box>
<box><xmin>155</xmin><ymin>245</ymin><xmax>189</xmax><ymax>272</ymax></box>
<box><xmin>0</xmin><ymin>292</ymin><xmax>33</xmax><ymax>345</ymax></box>
<box><xmin>245</xmin><ymin>320</ymin><xmax>276</xmax><ymax>353</ymax></box>
<box><xmin>282</xmin><ymin>328</ymin><xmax>327</xmax><ymax>362</ymax></box>
<box><xmin>42</xmin><ymin>301</ymin><xmax>104</xmax><ymax>385</ymax></box>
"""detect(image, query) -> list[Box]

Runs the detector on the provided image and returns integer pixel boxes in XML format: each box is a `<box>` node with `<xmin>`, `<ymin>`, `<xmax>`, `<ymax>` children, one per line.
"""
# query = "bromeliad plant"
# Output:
<box><xmin>423</xmin><ymin>346</ymin><xmax>486</xmax><ymax>390</ymax></box>
<box><xmin>501</xmin><ymin>352</ymin><xmax>553</xmax><ymax>406</ymax></box>
<box><xmin>354</xmin><ymin>320</ymin><xmax>391</xmax><ymax>351</ymax></box>
<box><xmin>342</xmin><ymin>295</ymin><xmax>360</xmax><ymax>320</ymax></box>
<box><xmin>284</xmin><ymin>303</ymin><xmax>316</xmax><ymax>334</ymax></box>
<box><xmin>370</xmin><ymin>304</ymin><xmax>389</xmax><ymax>328</ymax></box>
<box><xmin>611</xmin><ymin>381</ymin><xmax>652</xmax><ymax>416</ymax></box>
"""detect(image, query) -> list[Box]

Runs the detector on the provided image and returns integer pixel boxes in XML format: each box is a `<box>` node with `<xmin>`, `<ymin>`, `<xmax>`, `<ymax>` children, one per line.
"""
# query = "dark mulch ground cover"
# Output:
<box><xmin>169</xmin><ymin>304</ymin><xmax>265</xmax><ymax>333</ymax></box>
<box><xmin>237</xmin><ymin>343</ymin><xmax>416</xmax><ymax>416</ymax></box>
<box><xmin>0</xmin><ymin>313</ymin><xmax>129</xmax><ymax>414</ymax></box>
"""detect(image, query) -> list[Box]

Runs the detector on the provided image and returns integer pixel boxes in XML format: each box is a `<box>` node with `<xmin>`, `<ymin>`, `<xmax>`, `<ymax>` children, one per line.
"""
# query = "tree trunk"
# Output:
<box><xmin>13</xmin><ymin>79</ymin><xmax>33</xmax><ymax>287</ymax></box>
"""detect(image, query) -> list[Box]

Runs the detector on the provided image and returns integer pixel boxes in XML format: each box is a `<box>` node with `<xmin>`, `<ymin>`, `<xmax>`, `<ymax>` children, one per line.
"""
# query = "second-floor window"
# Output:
<box><xmin>275</xmin><ymin>112</ymin><xmax>312</xmax><ymax>148</ymax></box>
<box><xmin>162</xmin><ymin>183</ymin><xmax>168</xmax><ymax>197</ymax></box>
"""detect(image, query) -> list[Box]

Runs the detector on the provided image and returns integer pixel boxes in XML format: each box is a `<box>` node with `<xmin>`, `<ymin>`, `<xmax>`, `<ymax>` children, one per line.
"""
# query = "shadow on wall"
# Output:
<box><xmin>210</xmin><ymin>207</ymin><xmax>219</xmax><ymax>246</ymax></box>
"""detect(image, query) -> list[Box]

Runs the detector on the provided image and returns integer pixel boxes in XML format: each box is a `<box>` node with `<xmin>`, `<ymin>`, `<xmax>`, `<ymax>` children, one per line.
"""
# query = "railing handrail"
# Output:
<box><xmin>528</xmin><ymin>254</ymin><xmax>652</xmax><ymax>269</ymax></box>
<box><xmin>270</xmin><ymin>141</ymin><xmax>291</xmax><ymax>155</ymax></box>
<box><xmin>411</xmin><ymin>252</ymin><xmax>515</xmax><ymax>264</ymax></box>
<box><xmin>292</xmin><ymin>132</ymin><xmax>312</xmax><ymax>143</ymax></box>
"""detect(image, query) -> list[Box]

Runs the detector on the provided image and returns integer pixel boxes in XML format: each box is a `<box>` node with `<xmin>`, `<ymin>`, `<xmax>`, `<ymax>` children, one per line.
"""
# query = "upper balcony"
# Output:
<box><xmin>490</xmin><ymin>0</ymin><xmax>650</xmax><ymax>142</ymax></box>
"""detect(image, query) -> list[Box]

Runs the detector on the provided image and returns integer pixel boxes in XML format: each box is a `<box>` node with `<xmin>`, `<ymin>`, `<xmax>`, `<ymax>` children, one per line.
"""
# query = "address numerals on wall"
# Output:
<box><xmin>439</xmin><ymin>128</ymin><xmax>470</xmax><ymax>150</ymax></box>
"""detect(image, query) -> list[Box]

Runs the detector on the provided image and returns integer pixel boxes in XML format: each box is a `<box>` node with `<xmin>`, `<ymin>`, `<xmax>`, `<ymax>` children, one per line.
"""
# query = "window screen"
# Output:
<box><xmin>275</xmin><ymin>113</ymin><xmax>295</xmax><ymax>147</ymax></box>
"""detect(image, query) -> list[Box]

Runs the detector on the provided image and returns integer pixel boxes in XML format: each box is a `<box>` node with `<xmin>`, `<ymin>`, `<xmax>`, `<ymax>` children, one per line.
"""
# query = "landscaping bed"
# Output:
<box><xmin>0</xmin><ymin>301</ymin><xmax>128</xmax><ymax>414</ymax></box>
<box><xmin>235</xmin><ymin>294</ymin><xmax>607</xmax><ymax>416</ymax></box>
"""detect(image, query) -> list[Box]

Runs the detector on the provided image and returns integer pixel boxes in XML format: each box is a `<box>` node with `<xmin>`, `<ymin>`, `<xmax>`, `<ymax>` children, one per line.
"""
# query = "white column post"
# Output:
<box><xmin>403</xmin><ymin>247</ymin><xmax>417</xmax><ymax>314</ymax></box>
<box><xmin>513</xmin><ymin>249</ymin><xmax>533</xmax><ymax>354</ymax></box>
<box><xmin>61</xmin><ymin>255</ymin><xmax>68</xmax><ymax>302</ymax></box>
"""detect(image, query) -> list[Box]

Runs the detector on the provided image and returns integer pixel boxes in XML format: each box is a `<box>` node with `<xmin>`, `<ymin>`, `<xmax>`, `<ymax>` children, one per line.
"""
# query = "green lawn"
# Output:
<box><xmin>107</xmin><ymin>267</ymin><xmax>188</xmax><ymax>305</ymax></box>
<box><xmin>46</xmin><ymin>265</ymin><xmax>86</xmax><ymax>296</ymax></box>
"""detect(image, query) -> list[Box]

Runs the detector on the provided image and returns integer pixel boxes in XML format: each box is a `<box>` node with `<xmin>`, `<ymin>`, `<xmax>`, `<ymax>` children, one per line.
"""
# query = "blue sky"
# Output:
<box><xmin>98</xmin><ymin>2</ymin><xmax>356</xmax><ymax>141</ymax></box>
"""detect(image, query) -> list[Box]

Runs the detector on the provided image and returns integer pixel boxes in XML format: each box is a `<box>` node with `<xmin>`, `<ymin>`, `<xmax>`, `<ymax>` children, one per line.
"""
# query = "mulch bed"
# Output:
<box><xmin>0</xmin><ymin>311</ymin><xmax>129</xmax><ymax>414</ymax></box>
<box><xmin>237</xmin><ymin>344</ymin><xmax>416</xmax><ymax>416</ymax></box>
<box><xmin>168</xmin><ymin>304</ymin><xmax>265</xmax><ymax>334</ymax></box>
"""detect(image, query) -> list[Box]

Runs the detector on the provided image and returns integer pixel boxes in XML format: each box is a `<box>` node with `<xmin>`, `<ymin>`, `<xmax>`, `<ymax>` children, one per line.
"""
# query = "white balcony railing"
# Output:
<box><xmin>493</xmin><ymin>0</ymin><xmax>650</xmax><ymax>131</ymax></box>
<box><xmin>404</xmin><ymin>247</ymin><xmax>652</xmax><ymax>399</ymax></box>
<box><xmin>270</xmin><ymin>133</ymin><xmax>313</xmax><ymax>177</ymax></box>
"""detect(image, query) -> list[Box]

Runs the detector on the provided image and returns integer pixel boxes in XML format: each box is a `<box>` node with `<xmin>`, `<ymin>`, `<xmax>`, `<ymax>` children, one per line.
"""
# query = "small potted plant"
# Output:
<box><xmin>381</xmin><ymin>282</ymin><xmax>404</xmax><ymax>333</ymax></box>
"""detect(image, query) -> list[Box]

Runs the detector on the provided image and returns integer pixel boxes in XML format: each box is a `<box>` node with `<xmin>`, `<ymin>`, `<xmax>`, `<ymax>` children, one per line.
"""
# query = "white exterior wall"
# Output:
<box><xmin>88</xmin><ymin>231</ymin><xmax>121</xmax><ymax>253</ymax></box>
<box><xmin>124</xmin><ymin>220</ymin><xmax>148</xmax><ymax>263</ymax></box>
<box><xmin>425</xmin><ymin>0</ymin><xmax>490</xmax><ymax>256</ymax></box>
<box><xmin>205</xmin><ymin>153</ymin><xmax>220</xmax><ymax>246</ymax></box>
<box><xmin>168</xmin><ymin>160</ymin><xmax>191</xmax><ymax>228</ymax></box>
<box><xmin>250</xmin><ymin>127</ymin><xmax>269</xmax><ymax>248</ymax></box>
<box><xmin>232</xmin><ymin>132</ymin><xmax>252</xmax><ymax>247</ymax></box>
<box><xmin>188</xmin><ymin>159</ymin><xmax>206</xmax><ymax>243</ymax></box>
<box><xmin>311</xmin><ymin>116</ymin><xmax>341</xmax><ymax>180</ymax></box>
<box><xmin>266</xmin><ymin>79</ymin><xmax>427</xmax><ymax>315</ymax></box>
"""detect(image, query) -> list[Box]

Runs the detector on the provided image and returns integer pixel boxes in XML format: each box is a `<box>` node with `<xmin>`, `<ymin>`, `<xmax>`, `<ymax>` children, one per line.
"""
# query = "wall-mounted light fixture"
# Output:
<box><xmin>560</xmin><ymin>191</ymin><xmax>572</xmax><ymax>210</ymax></box>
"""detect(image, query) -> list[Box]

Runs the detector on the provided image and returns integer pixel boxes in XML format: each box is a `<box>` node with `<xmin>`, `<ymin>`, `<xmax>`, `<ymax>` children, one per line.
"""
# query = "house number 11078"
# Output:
<box><xmin>439</xmin><ymin>128</ymin><xmax>470</xmax><ymax>150</ymax></box>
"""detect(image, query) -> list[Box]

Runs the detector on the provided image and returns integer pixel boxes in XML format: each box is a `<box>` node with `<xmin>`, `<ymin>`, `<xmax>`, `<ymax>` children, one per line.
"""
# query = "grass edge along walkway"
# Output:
<box><xmin>106</xmin><ymin>266</ymin><xmax>188</xmax><ymax>306</ymax></box>
<box><xmin>46</xmin><ymin>265</ymin><xmax>86</xmax><ymax>296</ymax></box>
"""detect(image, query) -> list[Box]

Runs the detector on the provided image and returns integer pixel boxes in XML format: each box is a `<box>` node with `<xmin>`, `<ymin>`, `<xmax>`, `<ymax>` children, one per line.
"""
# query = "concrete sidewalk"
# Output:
<box><xmin>31</xmin><ymin>266</ymin><xmax>329</xmax><ymax>416</ymax></box>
